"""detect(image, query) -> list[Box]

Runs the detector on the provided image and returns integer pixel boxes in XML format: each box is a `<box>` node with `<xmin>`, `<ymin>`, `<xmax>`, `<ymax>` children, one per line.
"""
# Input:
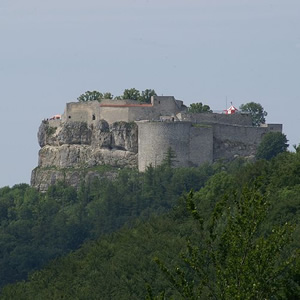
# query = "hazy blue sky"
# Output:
<box><xmin>1</xmin><ymin>0</ymin><xmax>299</xmax><ymax>187</ymax></box>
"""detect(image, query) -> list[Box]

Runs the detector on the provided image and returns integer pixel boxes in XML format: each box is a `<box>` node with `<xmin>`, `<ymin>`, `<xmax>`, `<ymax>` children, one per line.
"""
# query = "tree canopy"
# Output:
<box><xmin>239</xmin><ymin>102</ymin><xmax>268</xmax><ymax>126</ymax></box>
<box><xmin>256</xmin><ymin>131</ymin><xmax>289</xmax><ymax>160</ymax></box>
<box><xmin>122</xmin><ymin>88</ymin><xmax>157</xmax><ymax>103</ymax></box>
<box><xmin>150</xmin><ymin>186</ymin><xmax>296</xmax><ymax>299</ymax></box>
<box><xmin>77</xmin><ymin>89</ymin><xmax>156</xmax><ymax>103</ymax></box>
<box><xmin>2</xmin><ymin>152</ymin><xmax>300</xmax><ymax>299</ymax></box>
<box><xmin>139</xmin><ymin>89</ymin><xmax>157</xmax><ymax>103</ymax></box>
<box><xmin>1</xmin><ymin>147</ymin><xmax>300</xmax><ymax>299</ymax></box>
<box><xmin>77</xmin><ymin>90</ymin><xmax>107</xmax><ymax>102</ymax></box>
<box><xmin>188</xmin><ymin>102</ymin><xmax>212</xmax><ymax>113</ymax></box>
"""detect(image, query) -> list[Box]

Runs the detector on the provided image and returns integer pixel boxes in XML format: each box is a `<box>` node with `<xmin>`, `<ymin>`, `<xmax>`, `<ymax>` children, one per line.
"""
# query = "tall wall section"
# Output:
<box><xmin>137</xmin><ymin>121</ymin><xmax>213</xmax><ymax>171</ymax></box>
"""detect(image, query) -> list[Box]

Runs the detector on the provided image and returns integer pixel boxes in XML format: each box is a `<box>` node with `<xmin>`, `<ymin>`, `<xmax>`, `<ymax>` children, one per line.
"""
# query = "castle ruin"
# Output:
<box><xmin>31</xmin><ymin>96</ymin><xmax>282</xmax><ymax>191</ymax></box>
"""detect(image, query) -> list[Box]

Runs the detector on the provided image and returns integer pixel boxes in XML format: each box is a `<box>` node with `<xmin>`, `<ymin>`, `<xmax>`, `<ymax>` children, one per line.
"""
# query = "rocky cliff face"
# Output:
<box><xmin>31</xmin><ymin>120</ymin><xmax>138</xmax><ymax>191</ymax></box>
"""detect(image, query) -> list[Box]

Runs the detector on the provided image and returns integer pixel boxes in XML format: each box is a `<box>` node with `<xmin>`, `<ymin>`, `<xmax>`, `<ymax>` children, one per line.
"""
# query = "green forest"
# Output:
<box><xmin>0</xmin><ymin>151</ymin><xmax>299</xmax><ymax>299</ymax></box>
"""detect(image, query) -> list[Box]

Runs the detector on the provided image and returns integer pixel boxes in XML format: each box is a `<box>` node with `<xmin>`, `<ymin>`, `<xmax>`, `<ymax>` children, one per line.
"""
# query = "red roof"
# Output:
<box><xmin>225</xmin><ymin>105</ymin><xmax>238</xmax><ymax>114</ymax></box>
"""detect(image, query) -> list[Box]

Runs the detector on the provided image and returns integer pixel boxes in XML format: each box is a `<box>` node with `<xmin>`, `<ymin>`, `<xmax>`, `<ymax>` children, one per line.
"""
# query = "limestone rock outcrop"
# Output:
<box><xmin>32</xmin><ymin>120</ymin><xmax>138</xmax><ymax>191</ymax></box>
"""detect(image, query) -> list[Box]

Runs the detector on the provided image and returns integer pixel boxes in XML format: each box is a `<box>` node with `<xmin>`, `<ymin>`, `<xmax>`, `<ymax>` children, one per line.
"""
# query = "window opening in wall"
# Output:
<box><xmin>159</xmin><ymin>101</ymin><xmax>160</xmax><ymax>104</ymax></box>
<box><xmin>92</xmin><ymin>114</ymin><xmax>96</xmax><ymax>121</ymax></box>
<box><xmin>68</xmin><ymin>116</ymin><xmax>71</xmax><ymax>119</ymax></box>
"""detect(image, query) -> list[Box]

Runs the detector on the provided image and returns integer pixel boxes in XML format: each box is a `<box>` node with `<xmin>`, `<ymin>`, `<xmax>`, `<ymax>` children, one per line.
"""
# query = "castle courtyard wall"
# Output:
<box><xmin>99</xmin><ymin>107</ymin><xmax>131</xmax><ymax>123</ymax></box>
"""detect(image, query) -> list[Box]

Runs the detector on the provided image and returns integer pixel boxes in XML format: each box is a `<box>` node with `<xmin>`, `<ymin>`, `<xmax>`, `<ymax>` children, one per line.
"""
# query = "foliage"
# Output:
<box><xmin>77</xmin><ymin>90</ymin><xmax>105</xmax><ymax>102</ymax></box>
<box><xmin>0</xmin><ymin>164</ymin><xmax>214</xmax><ymax>290</ymax></box>
<box><xmin>139</xmin><ymin>89</ymin><xmax>157</xmax><ymax>103</ymax></box>
<box><xmin>239</xmin><ymin>102</ymin><xmax>268</xmax><ymax>126</ymax></box>
<box><xmin>162</xmin><ymin>147</ymin><xmax>177</xmax><ymax>168</ymax></box>
<box><xmin>256</xmin><ymin>132</ymin><xmax>289</xmax><ymax>160</ymax></box>
<box><xmin>122</xmin><ymin>88</ymin><xmax>141</xmax><ymax>101</ymax></box>
<box><xmin>103</xmin><ymin>92</ymin><xmax>113</xmax><ymax>99</ymax></box>
<box><xmin>46</xmin><ymin>126</ymin><xmax>56</xmax><ymax>136</ymax></box>
<box><xmin>150</xmin><ymin>187</ymin><xmax>297</xmax><ymax>299</ymax></box>
<box><xmin>1</xmin><ymin>151</ymin><xmax>300</xmax><ymax>298</ymax></box>
<box><xmin>122</xmin><ymin>88</ymin><xmax>157</xmax><ymax>103</ymax></box>
<box><xmin>77</xmin><ymin>88</ymin><xmax>156</xmax><ymax>103</ymax></box>
<box><xmin>188</xmin><ymin>102</ymin><xmax>212</xmax><ymax>113</ymax></box>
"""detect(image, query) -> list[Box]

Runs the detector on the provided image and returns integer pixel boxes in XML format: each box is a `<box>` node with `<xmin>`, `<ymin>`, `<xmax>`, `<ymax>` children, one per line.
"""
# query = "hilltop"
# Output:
<box><xmin>31</xmin><ymin>96</ymin><xmax>282</xmax><ymax>191</ymax></box>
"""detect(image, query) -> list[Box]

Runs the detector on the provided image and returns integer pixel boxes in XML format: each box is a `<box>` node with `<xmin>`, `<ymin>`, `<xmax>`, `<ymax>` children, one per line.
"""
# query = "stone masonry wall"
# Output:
<box><xmin>63</xmin><ymin>96</ymin><xmax>184</xmax><ymax>125</ymax></box>
<box><xmin>212</xmin><ymin>123</ymin><xmax>282</xmax><ymax>160</ymax></box>
<box><xmin>63</xmin><ymin>101</ymin><xmax>101</xmax><ymax>124</ymax></box>
<box><xmin>33</xmin><ymin>97</ymin><xmax>283</xmax><ymax>191</ymax></box>
<box><xmin>137</xmin><ymin>121</ymin><xmax>213</xmax><ymax>171</ymax></box>
<box><xmin>178</xmin><ymin>112</ymin><xmax>253</xmax><ymax>126</ymax></box>
<box><xmin>189</xmin><ymin>125</ymin><xmax>214</xmax><ymax>165</ymax></box>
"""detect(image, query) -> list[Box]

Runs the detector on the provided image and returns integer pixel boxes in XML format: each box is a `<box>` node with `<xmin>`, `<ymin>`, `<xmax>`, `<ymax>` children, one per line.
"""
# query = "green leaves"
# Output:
<box><xmin>122</xmin><ymin>88</ymin><xmax>157</xmax><ymax>103</ymax></box>
<box><xmin>152</xmin><ymin>184</ymin><xmax>298</xmax><ymax>299</ymax></box>
<box><xmin>188</xmin><ymin>102</ymin><xmax>212</xmax><ymax>113</ymax></box>
<box><xmin>239</xmin><ymin>102</ymin><xmax>268</xmax><ymax>126</ymax></box>
<box><xmin>256</xmin><ymin>132</ymin><xmax>289</xmax><ymax>160</ymax></box>
<box><xmin>77</xmin><ymin>90</ymin><xmax>105</xmax><ymax>102</ymax></box>
<box><xmin>77</xmin><ymin>88</ymin><xmax>157</xmax><ymax>103</ymax></box>
<box><xmin>1</xmin><ymin>153</ymin><xmax>300</xmax><ymax>299</ymax></box>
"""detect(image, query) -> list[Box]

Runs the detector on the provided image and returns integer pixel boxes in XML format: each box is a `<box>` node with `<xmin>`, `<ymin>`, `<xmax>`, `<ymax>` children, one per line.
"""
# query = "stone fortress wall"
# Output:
<box><xmin>42</xmin><ymin>95</ymin><xmax>282</xmax><ymax>176</ymax></box>
<box><xmin>137</xmin><ymin>122</ymin><xmax>213</xmax><ymax>171</ymax></box>
<box><xmin>177</xmin><ymin>111</ymin><xmax>253</xmax><ymax>126</ymax></box>
<box><xmin>59</xmin><ymin>96</ymin><xmax>184</xmax><ymax>126</ymax></box>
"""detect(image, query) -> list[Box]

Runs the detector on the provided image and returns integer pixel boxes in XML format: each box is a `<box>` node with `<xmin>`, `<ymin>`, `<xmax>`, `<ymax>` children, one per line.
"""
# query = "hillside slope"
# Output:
<box><xmin>1</xmin><ymin>153</ymin><xmax>300</xmax><ymax>299</ymax></box>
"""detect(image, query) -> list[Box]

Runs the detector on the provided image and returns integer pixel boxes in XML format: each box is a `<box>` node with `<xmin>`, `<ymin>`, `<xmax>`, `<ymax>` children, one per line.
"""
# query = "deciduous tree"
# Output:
<box><xmin>139</xmin><ymin>89</ymin><xmax>157</xmax><ymax>103</ymax></box>
<box><xmin>239</xmin><ymin>102</ymin><xmax>268</xmax><ymax>126</ymax></box>
<box><xmin>188</xmin><ymin>102</ymin><xmax>212</xmax><ymax>113</ymax></box>
<box><xmin>77</xmin><ymin>91</ymin><xmax>104</xmax><ymax>102</ymax></box>
<box><xmin>122</xmin><ymin>88</ymin><xmax>141</xmax><ymax>101</ymax></box>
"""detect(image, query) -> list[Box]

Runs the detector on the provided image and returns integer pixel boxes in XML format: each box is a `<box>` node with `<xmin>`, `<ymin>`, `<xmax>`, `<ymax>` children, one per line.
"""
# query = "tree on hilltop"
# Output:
<box><xmin>188</xmin><ymin>102</ymin><xmax>212</xmax><ymax>113</ymax></box>
<box><xmin>239</xmin><ymin>102</ymin><xmax>268</xmax><ymax>126</ymax></box>
<box><xmin>119</xmin><ymin>88</ymin><xmax>157</xmax><ymax>103</ymax></box>
<box><xmin>77</xmin><ymin>91</ymin><xmax>113</xmax><ymax>102</ymax></box>
<box><xmin>103</xmin><ymin>92</ymin><xmax>113</xmax><ymax>99</ymax></box>
<box><xmin>122</xmin><ymin>88</ymin><xmax>141</xmax><ymax>101</ymax></box>
<box><xmin>76</xmin><ymin>88</ymin><xmax>157</xmax><ymax>103</ymax></box>
<box><xmin>139</xmin><ymin>89</ymin><xmax>157</xmax><ymax>103</ymax></box>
